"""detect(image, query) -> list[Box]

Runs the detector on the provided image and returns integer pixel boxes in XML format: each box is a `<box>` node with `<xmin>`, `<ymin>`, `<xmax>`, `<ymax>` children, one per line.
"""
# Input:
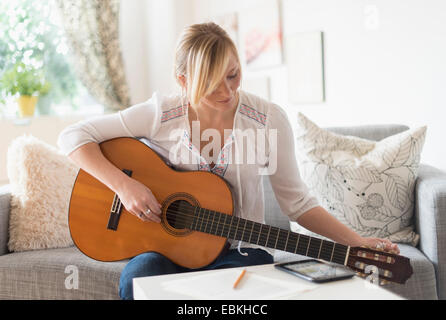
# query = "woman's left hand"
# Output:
<box><xmin>357</xmin><ymin>237</ymin><xmax>400</xmax><ymax>254</ymax></box>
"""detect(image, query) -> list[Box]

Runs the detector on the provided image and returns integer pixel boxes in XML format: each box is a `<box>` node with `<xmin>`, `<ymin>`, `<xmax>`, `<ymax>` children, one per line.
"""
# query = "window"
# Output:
<box><xmin>0</xmin><ymin>0</ymin><xmax>103</xmax><ymax>118</ymax></box>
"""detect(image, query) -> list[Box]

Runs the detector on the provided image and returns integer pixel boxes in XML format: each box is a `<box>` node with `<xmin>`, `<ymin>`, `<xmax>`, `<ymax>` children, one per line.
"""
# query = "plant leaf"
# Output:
<box><xmin>382</xmin><ymin>138</ymin><xmax>411</xmax><ymax>168</ymax></box>
<box><xmin>385</xmin><ymin>173</ymin><xmax>409</xmax><ymax>210</ymax></box>
<box><xmin>327</xmin><ymin>171</ymin><xmax>344</xmax><ymax>202</ymax></box>
<box><xmin>337</xmin><ymin>163</ymin><xmax>382</xmax><ymax>183</ymax></box>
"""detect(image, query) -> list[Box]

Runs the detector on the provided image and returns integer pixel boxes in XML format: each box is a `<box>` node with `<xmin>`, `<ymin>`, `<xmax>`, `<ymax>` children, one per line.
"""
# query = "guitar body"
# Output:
<box><xmin>69</xmin><ymin>137</ymin><xmax>233</xmax><ymax>269</ymax></box>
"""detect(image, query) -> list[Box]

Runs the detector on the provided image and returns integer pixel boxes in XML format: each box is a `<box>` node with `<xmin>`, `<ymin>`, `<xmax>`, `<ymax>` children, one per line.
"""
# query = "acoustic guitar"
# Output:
<box><xmin>68</xmin><ymin>137</ymin><xmax>413</xmax><ymax>285</ymax></box>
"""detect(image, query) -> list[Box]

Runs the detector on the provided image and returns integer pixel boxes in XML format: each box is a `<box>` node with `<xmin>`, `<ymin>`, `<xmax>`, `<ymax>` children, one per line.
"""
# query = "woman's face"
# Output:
<box><xmin>200</xmin><ymin>52</ymin><xmax>241</xmax><ymax>113</ymax></box>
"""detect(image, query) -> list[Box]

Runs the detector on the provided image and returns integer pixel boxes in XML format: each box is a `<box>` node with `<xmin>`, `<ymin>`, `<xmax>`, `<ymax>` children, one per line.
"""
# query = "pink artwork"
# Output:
<box><xmin>240</xmin><ymin>0</ymin><xmax>283</xmax><ymax>70</ymax></box>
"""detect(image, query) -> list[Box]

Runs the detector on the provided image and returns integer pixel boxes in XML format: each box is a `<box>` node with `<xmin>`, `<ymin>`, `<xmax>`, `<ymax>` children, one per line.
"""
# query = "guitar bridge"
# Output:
<box><xmin>107</xmin><ymin>169</ymin><xmax>132</xmax><ymax>231</ymax></box>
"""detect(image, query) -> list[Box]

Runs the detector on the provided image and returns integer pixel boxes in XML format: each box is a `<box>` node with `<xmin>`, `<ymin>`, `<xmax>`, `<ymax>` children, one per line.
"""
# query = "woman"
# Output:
<box><xmin>58</xmin><ymin>22</ymin><xmax>399</xmax><ymax>300</ymax></box>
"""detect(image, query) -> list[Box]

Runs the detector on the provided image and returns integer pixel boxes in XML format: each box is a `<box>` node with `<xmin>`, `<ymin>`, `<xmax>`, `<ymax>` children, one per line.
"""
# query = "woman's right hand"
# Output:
<box><xmin>116</xmin><ymin>177</ymin><xmax>162</xmax><ymax>223</ymax></box>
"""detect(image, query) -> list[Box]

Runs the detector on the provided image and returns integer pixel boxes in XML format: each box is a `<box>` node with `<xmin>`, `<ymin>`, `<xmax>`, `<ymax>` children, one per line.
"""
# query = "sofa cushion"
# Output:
<box><xmin>7</xmin><ymin>135</ymin><xmax>78</xmax><ymax>252</ymax></box>
<box><xmin>262</xmin><ymin>123</ymin><xmax>411</xmax><ymax>231</ymax></box>
<box><xmin>0</xmin><ymin>244</ymin><xmax>436</xmax><ymax>300</ymax></box>
<box><xmin>0</xmin><ymin>246</ymin><xmax>127</xmax><ymax>299</ymax></box>
<box><xmin>384</xmin><ymin>244</ymin><xmax>438</xmax><ymax>300</ymax></box>
<box><xmin>292</xmin><ymin>113</ymin><xmax>426</xmax><ymax>246</ymax></box>
<box><xmin>327</xmin><ymin>124</ymin><xmax>410</xmax><ymax>142</ymax></box>
<box><xmin>273</xmin><ymin>243</ymin><xmax>437</xmax><ymax>300</ymax></box>
<box><xmin>0</xmin><ymin>184</ymin><xmax>11</xmax><ymax>256</ymax></box>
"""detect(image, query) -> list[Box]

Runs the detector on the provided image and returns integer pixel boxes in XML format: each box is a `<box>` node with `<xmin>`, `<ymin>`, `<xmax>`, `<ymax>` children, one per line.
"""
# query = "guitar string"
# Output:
<box><xmin>161</xmin><ymin>204</ymin><xmax>349</xmax><ymax>262</ymax></box>
<box><xmin>163</xmin><ymin>208</ymin><xmax>349</xmax><ymax>263</ymax></box>
<box><xmin>114</xmin><ymin>197</ymin><xmax>349</xmax><ymax>262</ymax></box>
<box><xmin>113</xmin><ymin>199</ymin><xmax>390</xmax><ymax>279</ymax></box>
<box><xmin>114</xmin><ymin>195</ymin><xmax>346</xmax><ymax>260</ymax></box>
<box><xmin>164</xmin><ymin>202</ymin><xmax>318</xmax><ymax>245</ymax></box>
<box><xmin>113</xmin><ymin>190</ymin><xmax>390</xmax><ymax>265</ymax></box>
<box><xmin>115</xmin><ymin>200</ymin><xmax>391</xmax><ymax>274</ymax></box>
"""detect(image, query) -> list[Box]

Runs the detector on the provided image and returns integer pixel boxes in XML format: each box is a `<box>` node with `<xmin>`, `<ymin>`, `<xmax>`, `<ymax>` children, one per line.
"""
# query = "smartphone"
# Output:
<box><xmin>275</xmin><ymin>259</ymin><xmax>356</xmax><ymax>283</ymax></box>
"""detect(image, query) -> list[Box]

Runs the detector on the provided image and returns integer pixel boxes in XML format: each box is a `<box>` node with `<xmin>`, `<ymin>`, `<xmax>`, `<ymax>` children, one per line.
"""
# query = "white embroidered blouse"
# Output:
<box><xmin>57</xmin><ymin>90</ymin><xmax>319</xmax><ymax>253</ymax></box>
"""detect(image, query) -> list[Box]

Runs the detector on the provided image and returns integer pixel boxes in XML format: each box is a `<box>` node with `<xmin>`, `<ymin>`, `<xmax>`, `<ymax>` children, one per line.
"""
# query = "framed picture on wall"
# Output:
<box><xmin>239</xmin><ymin>0</ymin><xmax>283</xmax><ymax>70</ymax></box>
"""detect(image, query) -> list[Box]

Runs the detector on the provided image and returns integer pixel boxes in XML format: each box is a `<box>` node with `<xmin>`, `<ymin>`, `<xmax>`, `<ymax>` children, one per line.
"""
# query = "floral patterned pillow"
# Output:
<box><xmin>291</xmin><ymin>113</ymin><xmax>427</xmax><ymax>246</ymax></box>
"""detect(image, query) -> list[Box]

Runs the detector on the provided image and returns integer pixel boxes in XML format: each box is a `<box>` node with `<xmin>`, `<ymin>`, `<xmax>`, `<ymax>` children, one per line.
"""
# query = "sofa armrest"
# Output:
<box><xmin>0</xmin><ymin>184</ymin><xmax>11</xmax><ymax>256</ymax></box>
<box><xmin>415</xmin><ymin>164</ymin><xmax>446</xmax><ymax>299</ymax></box>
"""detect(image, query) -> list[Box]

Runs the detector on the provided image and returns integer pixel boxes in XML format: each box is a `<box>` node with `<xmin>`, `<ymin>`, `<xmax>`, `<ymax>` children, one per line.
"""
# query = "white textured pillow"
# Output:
<box><xmin>7</xmin><ymin>135</ymin><xmax>78</xmax><ymax>252</ymax></box>
<box><xmin>291</xmin><ymin>113</ymin><xmax>426</xmax><ymax>246</ymax></box>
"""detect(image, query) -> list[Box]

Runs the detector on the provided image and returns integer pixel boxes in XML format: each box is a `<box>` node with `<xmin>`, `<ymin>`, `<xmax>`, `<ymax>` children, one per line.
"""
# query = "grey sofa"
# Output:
<box><xmin>0</xmin><ymin>124</ymin><xmax>444</xmax><ymax>300</ymax></box>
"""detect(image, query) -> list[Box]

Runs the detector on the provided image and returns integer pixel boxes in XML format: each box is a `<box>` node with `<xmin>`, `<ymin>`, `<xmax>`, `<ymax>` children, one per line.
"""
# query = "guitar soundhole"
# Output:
<box><xmin>166</xmin><ymin>200</ymin><xmax>194</xmax><ymax>230</ymax></box>
<box><xmin>161</xmin><ymin>193</ymin><xmax>199</xmax><ymax>237</ymax></box>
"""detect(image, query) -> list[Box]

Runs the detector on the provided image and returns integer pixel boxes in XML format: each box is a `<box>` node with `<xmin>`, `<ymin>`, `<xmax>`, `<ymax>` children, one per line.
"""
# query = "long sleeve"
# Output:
<box><xmin>266</xmin><ymin>104</ymin><xmax>319</xmax><ymax>221</ymax></box>
<box><xmin>57</xmin><ymin>93</ymin><xmax>161</xmax><ymax>156</ymax></box>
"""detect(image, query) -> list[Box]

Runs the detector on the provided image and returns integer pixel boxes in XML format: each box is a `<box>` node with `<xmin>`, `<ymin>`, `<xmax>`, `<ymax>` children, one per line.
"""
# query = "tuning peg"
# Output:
<box><xmin>380</xmin><ymin>279</ymin><xmax>389</xmax><ymax>286</ymax></box>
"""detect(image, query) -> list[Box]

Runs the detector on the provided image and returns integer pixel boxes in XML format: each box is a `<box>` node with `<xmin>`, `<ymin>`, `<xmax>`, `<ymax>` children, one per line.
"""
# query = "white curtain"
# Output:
<box><xmin>55</xmin><ymin>0</ymin><xmax>130</xmax><ymax>111</ymax></box>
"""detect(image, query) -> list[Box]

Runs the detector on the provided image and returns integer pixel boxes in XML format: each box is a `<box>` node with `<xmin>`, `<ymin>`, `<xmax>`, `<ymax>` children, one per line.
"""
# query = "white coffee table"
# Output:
<box><xmin>133</xmin><ymin>263</ymin><xmax>404</xmax><ymax>300</ymax></box>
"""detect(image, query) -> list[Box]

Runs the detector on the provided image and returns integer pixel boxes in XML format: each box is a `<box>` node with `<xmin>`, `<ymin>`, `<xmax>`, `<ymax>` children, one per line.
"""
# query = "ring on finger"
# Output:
<box><xmin>146</xmin><ymin>208</ymin><xmax>151</xmax><ymax>215</ymax></box>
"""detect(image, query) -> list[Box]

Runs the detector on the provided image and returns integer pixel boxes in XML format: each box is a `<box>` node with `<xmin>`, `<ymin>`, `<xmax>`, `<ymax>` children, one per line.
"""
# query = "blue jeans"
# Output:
<box><xmin>119</xmin><ymin>248</ymin><xmax>274</xmax><ymax>300</ymax></box>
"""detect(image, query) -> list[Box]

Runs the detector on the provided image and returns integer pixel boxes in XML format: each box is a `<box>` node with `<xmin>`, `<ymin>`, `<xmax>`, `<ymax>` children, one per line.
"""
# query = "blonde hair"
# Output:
<box><xmin>174</xmin><ymin>22</ymin><xmax>241</xmax><ymax>107</ymax></box>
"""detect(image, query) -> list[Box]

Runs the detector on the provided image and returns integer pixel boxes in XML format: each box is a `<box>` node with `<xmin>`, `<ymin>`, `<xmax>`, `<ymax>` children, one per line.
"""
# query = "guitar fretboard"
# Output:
<box><xmin>188</xmin><ymin>206</ymin><xmax>349</xmax><ymax>265</ymax></box>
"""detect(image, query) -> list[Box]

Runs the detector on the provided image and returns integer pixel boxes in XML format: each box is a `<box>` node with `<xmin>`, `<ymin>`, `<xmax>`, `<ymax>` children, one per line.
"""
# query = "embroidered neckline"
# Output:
<box><xmin>180</xmin><ymin>92</ymin><xmax>243</xmax><ymax>177</ymax></box>
<box><xmin>182</xmin><ymin>130</ymin><xmax>234</xmax><ymax>177</ymax></box>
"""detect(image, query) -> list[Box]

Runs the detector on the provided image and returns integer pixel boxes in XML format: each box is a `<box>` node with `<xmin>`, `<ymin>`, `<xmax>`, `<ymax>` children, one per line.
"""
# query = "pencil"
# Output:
<box><xmin>233</xmin><ymin>269</ymin><xmax>247</xmax><ymax>289</ymax></box>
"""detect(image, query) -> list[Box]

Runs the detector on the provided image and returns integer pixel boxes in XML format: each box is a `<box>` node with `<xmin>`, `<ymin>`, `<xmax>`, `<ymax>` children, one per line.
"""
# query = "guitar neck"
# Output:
<box><xmin>189</xmin><ymin>206</ymin><xmax>350</xmax><ymax>266</ymax></box>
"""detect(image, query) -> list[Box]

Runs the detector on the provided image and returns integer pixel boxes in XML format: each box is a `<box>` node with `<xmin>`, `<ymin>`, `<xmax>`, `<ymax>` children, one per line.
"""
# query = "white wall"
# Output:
<box><xmin>120</xmin><ymin>0</ymin><xmax>195</xmax><ymax>103</ymax></box>
<box><xmin>133</xmin><ymin>0</ymin><xmax>445</xmax><ymax>170</ymax></box>
<box><xmin>119</xmin><ymin>0</ymin><xmax>151</xmax><ymax>105</ymax></box>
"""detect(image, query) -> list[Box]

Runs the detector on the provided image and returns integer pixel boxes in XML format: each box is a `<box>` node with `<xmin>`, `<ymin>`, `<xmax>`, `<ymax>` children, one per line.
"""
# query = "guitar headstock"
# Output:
<box><xmin>347</xmin><ymin>246</ymin><xmax>413</xmax><ymax>285</ymax></box>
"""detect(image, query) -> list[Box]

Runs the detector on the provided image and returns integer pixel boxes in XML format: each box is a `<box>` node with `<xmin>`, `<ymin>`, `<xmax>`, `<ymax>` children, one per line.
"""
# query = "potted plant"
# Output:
<box><xmin>0</xmin><ymin>62</ymin><xmax>51</xmax><ymax>117</ymax></box>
